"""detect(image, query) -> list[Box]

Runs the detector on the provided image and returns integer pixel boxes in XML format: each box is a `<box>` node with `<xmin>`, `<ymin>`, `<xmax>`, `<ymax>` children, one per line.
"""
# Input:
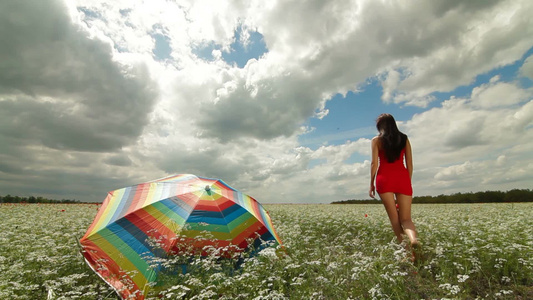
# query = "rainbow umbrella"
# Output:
<box><xmin>79</xmin><ymin>174</ymin><xmax>282</xmax><ymax>299</ymax></box>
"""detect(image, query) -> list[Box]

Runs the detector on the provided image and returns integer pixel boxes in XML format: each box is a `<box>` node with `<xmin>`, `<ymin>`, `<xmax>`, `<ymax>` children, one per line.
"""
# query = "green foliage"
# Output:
<box><xmin>333</xmin><ymin>189</ymin><xmax>533</xmax><ymax>204</ymax></box>
<box><xmin>0</xmin><ymin>194</ymin><xmax>80</xmax><ymax>204</ymax></box>
<box><xmin>0</xmin><ymin>204</ymin><xmax>112</xmax><ymax>299</ymax></box>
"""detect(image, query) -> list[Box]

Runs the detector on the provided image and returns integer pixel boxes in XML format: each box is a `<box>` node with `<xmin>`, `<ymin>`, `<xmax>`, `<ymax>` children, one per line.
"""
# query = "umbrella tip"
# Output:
<box><xmin>205</xmin><ymin>185</ymin><xmax>211</xmax><ymax>191</ymax></box>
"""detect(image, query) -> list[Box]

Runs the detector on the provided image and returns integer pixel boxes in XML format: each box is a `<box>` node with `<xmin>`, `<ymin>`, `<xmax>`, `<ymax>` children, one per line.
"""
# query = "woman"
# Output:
<box><xmin>369</xmin><ymin>113</ymin><xmax>419</xmax><ymax>258</ymax></box>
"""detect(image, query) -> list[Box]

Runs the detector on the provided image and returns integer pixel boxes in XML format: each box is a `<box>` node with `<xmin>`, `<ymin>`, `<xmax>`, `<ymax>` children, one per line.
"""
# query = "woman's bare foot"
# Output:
<box><xmin>411</xmin><ymin>241</ymin><xmax>421</xmax><ymax>263</ymax></box>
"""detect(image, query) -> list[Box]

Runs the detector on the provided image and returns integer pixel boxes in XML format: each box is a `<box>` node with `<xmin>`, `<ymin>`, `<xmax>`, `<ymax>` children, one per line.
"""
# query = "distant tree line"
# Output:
<box><xmin>332</xmin><ymin>189</ymin><xmax>533</xmax><ymax>204</ymax></box>
<box><xmin>0</xmin><ymin>195</ymin><xmax>80</xmax><ymax>204</ymax></box>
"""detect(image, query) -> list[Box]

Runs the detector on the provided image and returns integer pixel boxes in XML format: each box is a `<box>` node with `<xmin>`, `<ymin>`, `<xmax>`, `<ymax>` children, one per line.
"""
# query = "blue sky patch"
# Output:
<box><xmin>152</xmin><ymin>33</ymin><xmax>172</xmax><ymax>61</ymax></box>
<box><xmin>299</xmin><ymin>80</ymin><xmax>426</xmax><ymax>149</ymax></box>
<box><xmin>77</xmin><ymin>7</ymin><xmax>101</xmax><ymax>19</ymax></box>
<box><xmin>192</xmin><ymin>25</ymin><xmax>268</xmax><ymax>68</ymax></box>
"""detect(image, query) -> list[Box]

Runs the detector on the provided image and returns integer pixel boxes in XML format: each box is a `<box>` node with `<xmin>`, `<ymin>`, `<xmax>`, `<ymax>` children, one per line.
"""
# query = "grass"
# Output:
<box><xmin>0</xmin><ymin>203</ymin><xmax>531</xmax><ymax>299</ymax></box>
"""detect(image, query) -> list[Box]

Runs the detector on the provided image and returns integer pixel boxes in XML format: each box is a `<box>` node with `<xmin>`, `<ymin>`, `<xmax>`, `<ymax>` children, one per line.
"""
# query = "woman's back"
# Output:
<box><xmin>376</xmin><ymin>145</ymin><xmax>412</xmax><ymax>196</ymax></box>
<box><xmin>378</xmin><ymin>148</ymin><xmax>407</xmax><ymax>170</ymax></box>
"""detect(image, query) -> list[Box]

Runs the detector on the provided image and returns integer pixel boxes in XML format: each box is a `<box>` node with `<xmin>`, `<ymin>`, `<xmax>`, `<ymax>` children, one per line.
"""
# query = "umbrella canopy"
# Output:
<box><xmin>79</xmin><ymin>174</ymin><xmax>282</xmax><ymax>299</ymax></box>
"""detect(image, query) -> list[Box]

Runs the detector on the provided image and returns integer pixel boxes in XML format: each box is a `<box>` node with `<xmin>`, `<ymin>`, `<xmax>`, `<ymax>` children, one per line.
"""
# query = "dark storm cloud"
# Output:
<box><xmin>0</xmin><ymin>0</ymin><xmax>158</xmax><ymax>152</ymax></box>
<box><xmin>103</xmin><ymin>154</ymin><xmax>133</xmax><ymax>167</ymax></box>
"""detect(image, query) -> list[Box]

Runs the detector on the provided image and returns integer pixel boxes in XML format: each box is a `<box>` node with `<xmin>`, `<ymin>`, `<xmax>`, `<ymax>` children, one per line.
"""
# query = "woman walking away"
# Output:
<box><xmin>369</xmin><ymin>113</ymin><xmax>419</xmax><ymax>260</ymax></box>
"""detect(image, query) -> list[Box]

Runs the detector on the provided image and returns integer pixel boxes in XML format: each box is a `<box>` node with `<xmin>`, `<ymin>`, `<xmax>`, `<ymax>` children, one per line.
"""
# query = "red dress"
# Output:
<box><xmin>376</xmin><ymin>148</ymin><xmax>412</xmax><ymax>196</ymax></box>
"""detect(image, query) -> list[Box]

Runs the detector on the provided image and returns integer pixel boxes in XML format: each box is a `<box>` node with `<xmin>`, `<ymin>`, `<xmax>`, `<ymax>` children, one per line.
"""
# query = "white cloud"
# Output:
<box><xmin>434</xmin><ymin>161</ymin><xmax>475</xmax><ymax>181</ymax></box>
<box><xmin>519</xmin><ymin>54</ymin><xmax>533</xmax><ymax>79</ymax></box>
<box><xmin>471</xmin><ymin>76</ymin><xmax>529</xmax><ymax>108</ymax></box>
<box><xmin>381</xmin><ymin>69</ymin><xmax>401</xmax><ymax>103</ymax></box>
<box><xmin>377</xmin><ymin>0</ymin><xmax>533</xmax><ymax>106</ymax></box>
<box><xmin>405</xmin><ymin>81</ymin><xmax>533</xmax><ymax>196</ymax></box>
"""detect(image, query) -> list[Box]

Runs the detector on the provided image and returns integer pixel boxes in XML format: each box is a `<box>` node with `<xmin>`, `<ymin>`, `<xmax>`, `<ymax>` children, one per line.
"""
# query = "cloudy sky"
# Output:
<box><xmin>1</xmin><ymin>0</ymin><xmax>532</xmax><ymax>204</ymax></box>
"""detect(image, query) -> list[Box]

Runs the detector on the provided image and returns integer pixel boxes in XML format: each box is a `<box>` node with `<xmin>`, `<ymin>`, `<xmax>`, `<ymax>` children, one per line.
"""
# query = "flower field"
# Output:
<box><xmin>0</xmin><ymin>202</ymin><xmax>532</xmax><ymax>299</ymax></box>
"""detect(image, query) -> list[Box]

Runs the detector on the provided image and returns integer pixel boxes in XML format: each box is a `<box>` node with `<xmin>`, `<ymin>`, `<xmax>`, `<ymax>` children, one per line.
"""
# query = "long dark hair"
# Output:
<box><xmin>376</xmin><ymin>113</ymin><xmax>407</xmax><ymax>163</ymax></box>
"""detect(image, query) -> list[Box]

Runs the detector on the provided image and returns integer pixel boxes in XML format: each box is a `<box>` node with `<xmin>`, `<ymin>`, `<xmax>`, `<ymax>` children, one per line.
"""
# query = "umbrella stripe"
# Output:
<box><xmin>247</xmin><ymin>229</ymin><xmax>275</xmax><ymax>254</ymax></box>
<box><xmin>127</xmin><ymin>185</ymin><xmax>141</xmax><ymax>214</ymax></box>
<box><xmin>234</xmin><ymin>191</ymin><xmax>248</xmax><ymax>214</ymax></box>
<box><xmin>82</xmin><ymin>193</ymin><xmax>110</xmax><ymax>239</ymax></box>
<box><xmin>182</xmin><ymin>214</ymin><xmax>259</xmax><ymax>240</ymax></box>
<box><xmin>103</xmin><ymin>224</ymin><xmax>155</xmax><ymax>270</ymax></box>
<box><xmin>89</xmin><ymin>189</ymin><xmax>124</xmax><ymax>235</ymax></box>
<box><xmin>224</xmin><ymin>210</ymin><xmax>259</xmax><ymax>232</ymax></box>
<box><xmin>178</xmin><ymin>184</ymin><xmax>195</xmax><ymax>202</ymax></box>
<box><xmin>185</xmin><ymin>210</ymin><xmax>252</xmax><ymax>233</ymax></box>
<box><xmin>152</xmin><ymin>183</ymin><xmax>176</xmax><ymax>207</ymax></box>
<box><xmin>118</xmin><ymin>215</ymin><xmax>167</xmax><ymax>259</ymax></box>
<box><xmin>171</xmin><ymin>193</ymin><xmax>197</xmax><ymax>205</ymax></box>
<box><xmin>224</xmin><ymin>206</ymin><xmax>254</xmax><ymax>228</ymax></box>
<box><xmin>109</xmin><ymin>187</ymin><xmax>134</xmax><ymax>224</ymax></box>
<box><xmin>249</xmin><ymin>198</ymin><xmax>263</xmax><ymax>226</ymax></box>
<box><xmin>233</xmin><ymin>190</ymin><xmax>244</xmax><ymax>207</ymax></box>
<box><xmin>193</xmin><ymin>198</ymin><xmax>235</xmax><ymax>211</ymax></box>
<box><xmin>212</xmin><ymin>178</ymin><xmax>236</xmax><ymax>192</ymax></box>
<box><xmin>140</xmin><ymin>182</ymin><xmax>158</xmax><ymax>211</ymax></box>
<box><xmin>166</xmin><ymin>184</ymin><xmax>200</xmax><ymax>207</ymax></box>
<box><xmin>159</xmin><ymin>183</ymin><xmax>173</xmax><ymax>206</ymax></box>
<box><xmin>106</xmin><ymin>223</ymin><xmax>160</xmax><ymax>270</ymax></box>
<box><xmin>129</xmin><ymin>183</ymin><xmax>151</xmax><ymax>214</ymax></box>
<box><xmin>153</xmin><ymin>199</ymin><xmax>191</xmax><ymax>223</ymax></box>
<box><xmin>81</xmin><ymin>238</ymin><xmax>141</xmax><ymax>299</ymax></box>
<box><xmin>90</xmin><ymin>229</ymin><xmax>156</xmax><ymax>290</ymax></box>
<box><xmin>227</xmin><ymin>213</ymin><xmax>260</xmax><ymax>235</ymax></box>
<box><xmin>248</xmin><ymin>196</ymin><xmax>262</xmax><ymax>223</ymax></box>
<box><xmin>182</xmin><ymin>203</ymin><xmax>245</xmax><ymax>222</ymax></box>
<box><xmin>100</xmin><ymin>188</ymin><xmax>127</xmax><ymax>228</ymax></box>
<box><xmin>136</xmin><ymin>206</ymin><xmax>179</xmax><ymax>251</ymax></box>
<box><xmin>175</xmin><ymin>238</ymin><xmax>232</xmax><ymax>256</ymax></box>
<box><xmin>185</xmin><ymin>205</ymin><xmax>251</xmax><ymax>231</ymax></box>
<box><xmin>166</xmin><ymin>196</ymin><xmax>194</xmax><ymax>214</ymax></box>
<box><xmin>222</xmin><ymin>202</ymin><xmax>245</xmax><ymax>218</ymax></box>
<box><xmin>122</xmin><ymin>186</ymin><xmax>138</xmax><ymax>216</ymax></box>
<box><xmin>237</xmin><ymin>226</ymin><xmax>272</xmax><ymax>250</ymax></box>
<box><xmin>232</xmin><ymin>220</ymin><xmax>268</xmax><ymax>246</ymax></box>
<box><xmin>187</xmin><ymin>211</ymin><xmax>229</xmax><ymax>225</ymax></box>
<box><xmin>148</xmin><ymin>182</ymin><xmax>164</xmax><ymax>208</ymax></box>
<box><xmin>262</xmin><ymin>210</ymin><xmax>282</xmax><ymax>245</ymax></box>
<box><xmin>112</xmin><ymin>219</ymin><xmax>153</xmax><ymax>256</ymax></box>
<box><xmin>256</xmin><ymin>203</ymin><xmax>282</xmax><ymax>244</ymax></box>
<box><xmin>131</xmin><ymin>184</ymin><xmax>198</xmax><ymax>220</ymax></box>
<box><xmin>233</xmin><ymin>192</ymin><xmax>263</xmax><ymax>227</ymax></box>
<box><xmin>258</xmin><ymin>203</ymin><xmax>269</xmax><ymax>228</ymax></box>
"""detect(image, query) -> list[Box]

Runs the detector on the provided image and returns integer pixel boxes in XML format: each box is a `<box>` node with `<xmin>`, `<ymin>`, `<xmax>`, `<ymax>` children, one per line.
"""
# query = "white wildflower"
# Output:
<box><xmin>500</xmin><ymin>289</ymin><xmax>513</xmax><ymax>295</ymax></box>
<box><xmin>439</xmin><ymin>283</ymin><xmax>461</xmax><ymax>295</ymax></box>
<box><xmin>501</xmin><ymin>276</ymin><xmax>511</xmax><ymax>284</ymax></box>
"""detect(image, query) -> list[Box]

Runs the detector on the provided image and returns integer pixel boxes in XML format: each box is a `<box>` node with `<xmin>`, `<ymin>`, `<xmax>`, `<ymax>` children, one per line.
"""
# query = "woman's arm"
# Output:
<box><xmin>369</xmin><ymin>137</ymin><xmax>379</xmax><ymax>198</ymax></box>
<box><xmin>405</xmin><ymin>138</ymin><xmax>413</xmax><ymax>179</ymax></box>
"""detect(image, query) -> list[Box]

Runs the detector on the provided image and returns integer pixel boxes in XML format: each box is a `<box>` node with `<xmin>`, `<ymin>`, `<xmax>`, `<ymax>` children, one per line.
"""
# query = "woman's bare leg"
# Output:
<box><xmin>379</xmin><ymin>192</ymin><xmax>404</xmax><ymax>243</ymax></box>
<box><xmin>396</xmin><ymin>193</ymin><xmax>418</xmax><ymax>246</ymax></box>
